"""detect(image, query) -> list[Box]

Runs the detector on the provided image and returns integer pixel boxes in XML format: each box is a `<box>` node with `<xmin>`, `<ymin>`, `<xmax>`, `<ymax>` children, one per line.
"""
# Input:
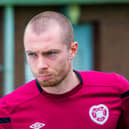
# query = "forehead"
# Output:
<box><xmin>24</xmin><ymin>25</ymin><xmax>65</xmax><ymax>51</ymax></box>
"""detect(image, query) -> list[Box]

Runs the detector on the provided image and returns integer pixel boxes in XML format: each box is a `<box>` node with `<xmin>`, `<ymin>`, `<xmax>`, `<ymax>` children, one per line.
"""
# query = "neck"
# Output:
<box><xmin>41</xmin><ymin>70</ymin><xmax>80</xmax><ymax>95</ymax></box>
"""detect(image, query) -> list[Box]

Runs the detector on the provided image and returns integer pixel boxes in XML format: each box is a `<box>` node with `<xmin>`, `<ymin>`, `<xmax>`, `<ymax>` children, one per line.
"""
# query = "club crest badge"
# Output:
<box><xmin>89</xmin><ymin>104</ymin><xmax>109</xmax><ymax>125</ymax></box>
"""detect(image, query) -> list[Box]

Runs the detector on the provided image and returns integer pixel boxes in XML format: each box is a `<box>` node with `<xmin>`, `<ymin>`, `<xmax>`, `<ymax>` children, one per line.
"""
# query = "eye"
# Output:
<box><xmin>28</xmin><ymin>53</ymin><xmax>36</xmax><ymax>57</ymax></box>
<box><xmin>45</xmin><ymin>51</ymin><xmax>57</xmax><ymax>56</ymax></box>
<box><xmin>48</xmin><ymin>52</ymin><xmax>56</xmax><ymax>55</ymax></box>
<box><xmin>44</xmin><ymin>51</ymin><xmax>58</xmax><ymax>59</ymax></box>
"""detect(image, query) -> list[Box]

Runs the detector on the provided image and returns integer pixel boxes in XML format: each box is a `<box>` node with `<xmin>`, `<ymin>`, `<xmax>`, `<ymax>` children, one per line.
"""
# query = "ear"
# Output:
<box><xmin>69</xmin><ymin>42</ymin><xmax>78</xmax><ymax>60</ymax></box>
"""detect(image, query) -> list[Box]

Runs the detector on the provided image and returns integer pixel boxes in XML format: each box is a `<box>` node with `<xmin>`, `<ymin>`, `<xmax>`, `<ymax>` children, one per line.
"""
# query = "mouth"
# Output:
<box><xmin>37</xmin><ymin>74</ymin><xmax>52</xmax><ymax>80</ymax></box>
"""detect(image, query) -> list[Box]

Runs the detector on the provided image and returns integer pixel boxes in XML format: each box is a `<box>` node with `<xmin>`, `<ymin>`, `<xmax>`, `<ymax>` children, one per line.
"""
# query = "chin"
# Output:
<box><xmin>38</xmin><ymin>78</ymin><xmax>61</xmax><ymax>87</ymax></box>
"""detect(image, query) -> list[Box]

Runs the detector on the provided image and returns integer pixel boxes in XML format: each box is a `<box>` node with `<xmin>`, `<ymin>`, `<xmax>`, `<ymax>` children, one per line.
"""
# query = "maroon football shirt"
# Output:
<box><xmin>0</xmin><ymin>71</ymin><xmax>129</xmax><ymax>129</ymax></box>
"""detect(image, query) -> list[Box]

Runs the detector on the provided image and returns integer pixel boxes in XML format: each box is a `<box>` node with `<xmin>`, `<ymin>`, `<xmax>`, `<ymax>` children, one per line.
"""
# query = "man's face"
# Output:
<box><xmin>24</xmin><ymin>24</ymin><xmax>76</xmax><ymax>87</ymax></box>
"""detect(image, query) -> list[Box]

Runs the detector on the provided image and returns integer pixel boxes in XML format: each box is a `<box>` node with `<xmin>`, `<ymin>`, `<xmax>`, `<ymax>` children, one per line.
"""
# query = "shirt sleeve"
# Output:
<box><xmin>115</xmin><ymin>74</ymin><xmax>129</xmax><ymax>129</ymax></box>
<box><xmin>0</xmin><ymin>96</ymin><xmax>13</xmax><ymax>129</ymax></box>
<box><xmin>0</xmin><ymin>108</ymin><xmax>13</xmax><ymax>129</ymax></box>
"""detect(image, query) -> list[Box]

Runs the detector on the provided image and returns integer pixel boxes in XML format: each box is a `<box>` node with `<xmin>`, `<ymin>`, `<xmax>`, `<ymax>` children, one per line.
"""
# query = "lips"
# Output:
<box><xmin>37</xmin><ymin>74</ymin><xmax>52</xmax><ymax>80</ymax></box>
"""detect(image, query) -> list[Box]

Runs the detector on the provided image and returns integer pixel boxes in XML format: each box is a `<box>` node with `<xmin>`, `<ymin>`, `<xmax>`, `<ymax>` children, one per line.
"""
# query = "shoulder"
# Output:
<box><xmin>0</xmin><ymin>79</ymin><xmax>40</xmax><ymax>112</ymax></box>
<box><xmin>78</xmin><ymin>71</ymin><xmax>129</xmax><ymax>94</ymax></box>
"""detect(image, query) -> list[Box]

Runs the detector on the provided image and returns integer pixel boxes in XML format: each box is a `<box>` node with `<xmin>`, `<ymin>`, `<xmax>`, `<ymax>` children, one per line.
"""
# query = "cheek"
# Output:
<box><xmin>27</xmin><ymin>57</ymin><xmax>37</xmax><ymax>68</ymax></box>
<box><xmin>56</xmin><ymin>55</ymin><xmax>71</xmax><ymax>68</ymax></box>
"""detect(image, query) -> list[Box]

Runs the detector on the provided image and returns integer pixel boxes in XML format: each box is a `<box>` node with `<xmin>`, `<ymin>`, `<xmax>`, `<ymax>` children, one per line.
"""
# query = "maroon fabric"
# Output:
<box><xmin>0</xmin><ymin>71</ymin><xmax>129</xmax><ymax>129</ymax></box>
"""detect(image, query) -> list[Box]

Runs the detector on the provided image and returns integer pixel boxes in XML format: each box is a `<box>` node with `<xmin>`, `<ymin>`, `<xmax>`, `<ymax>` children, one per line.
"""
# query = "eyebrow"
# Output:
<box><xmin>25</xmin><ymin>49</ymin><xmax>61</xmax><ymax>54</ymax></box>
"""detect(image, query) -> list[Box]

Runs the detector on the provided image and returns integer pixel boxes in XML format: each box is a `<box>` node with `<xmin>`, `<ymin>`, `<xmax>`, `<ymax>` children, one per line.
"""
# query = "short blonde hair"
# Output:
<box><xmin>25</xmin><ymin>11</ymin><xmax>74</xmax><ymax>48</ymax></box>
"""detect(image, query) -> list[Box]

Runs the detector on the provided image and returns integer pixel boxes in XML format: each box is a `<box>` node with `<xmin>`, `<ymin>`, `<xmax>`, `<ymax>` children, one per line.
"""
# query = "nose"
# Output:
<box><xmin>37</xmin><ymin>56</ymin><xmax>48</xmax><ymax>70</ymax></box>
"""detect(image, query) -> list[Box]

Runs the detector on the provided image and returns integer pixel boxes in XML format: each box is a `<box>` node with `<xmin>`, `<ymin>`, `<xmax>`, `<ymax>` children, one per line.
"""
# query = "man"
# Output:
<box><xmin>0</xmin><ymin>11</ymin><xmax>129</xmax><ymax>129</ymax></box>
